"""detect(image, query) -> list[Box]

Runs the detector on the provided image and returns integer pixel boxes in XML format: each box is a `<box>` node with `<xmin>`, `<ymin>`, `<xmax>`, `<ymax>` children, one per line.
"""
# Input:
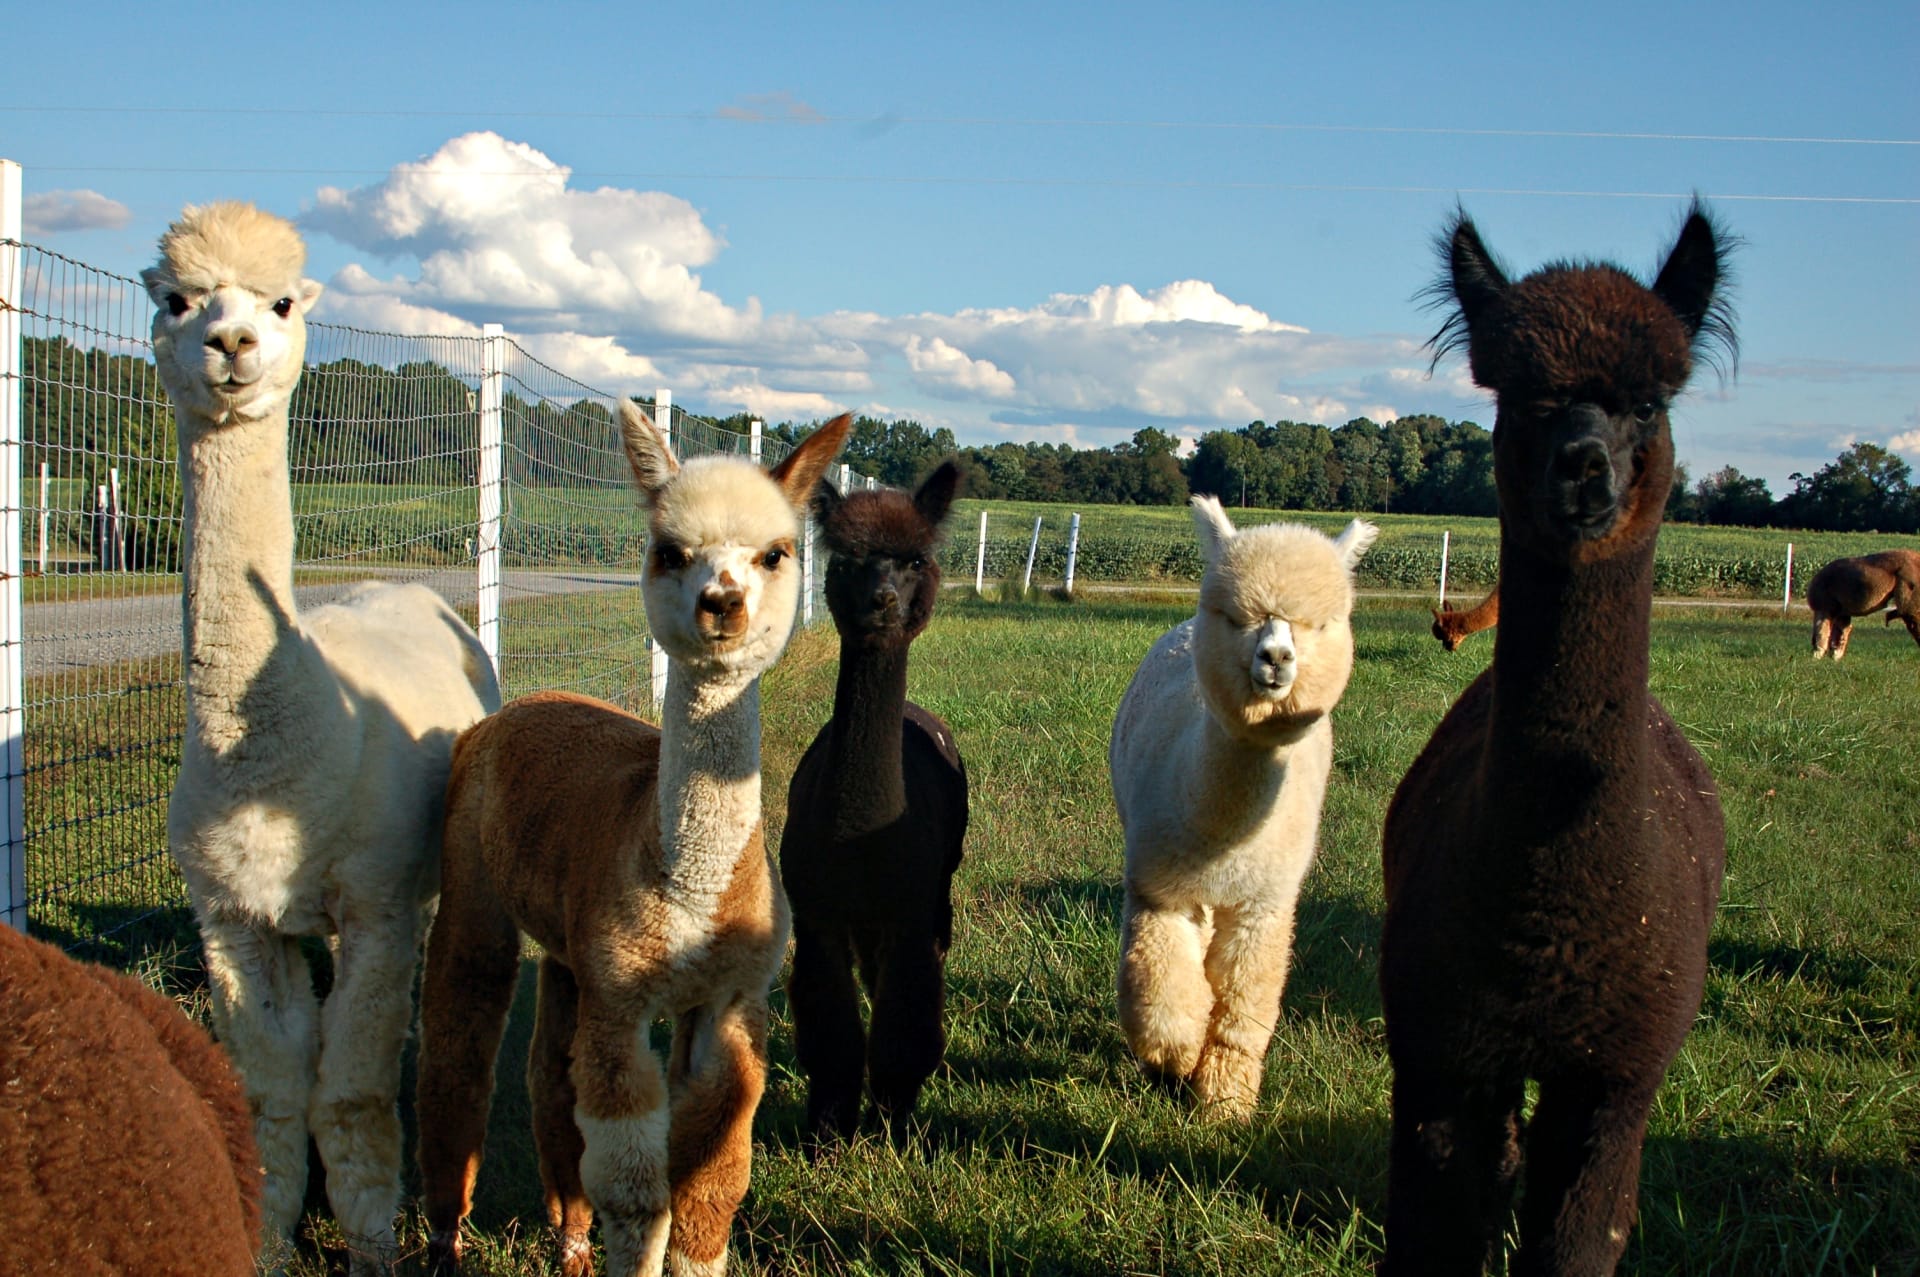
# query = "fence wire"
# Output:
<box><xmin>6</xmin><ymin>239</ymin><xmax>861</xmax><ymax>960</ymax></box>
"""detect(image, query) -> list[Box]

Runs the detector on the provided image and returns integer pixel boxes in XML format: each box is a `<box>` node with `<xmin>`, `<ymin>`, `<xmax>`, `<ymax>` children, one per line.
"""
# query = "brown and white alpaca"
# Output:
<box><xmin>1380</xmin><ymin>204</ymin><xmax>1733</xmax><ymax>1274</ymax></box>
<box><xmin>1431</xmin><ymin>586</ymin><xmax>1500</xmax><ymax>651</ymax></box>
<box><xmin>142</xmin><ymin>203</ymin><xmax>500</xmax><ymax>1273</ymax></box>
<box><xmin>1110</xmin><ymin>498</ymin><xmax>1376</xmax><ymax>1118</ymax></box>
<box><xmin>1807</xmin><ymin>549</ymin><xmax>1920</xmax><ymax>658</ymax></box>
<box><xmin>0</xmin><ymin>925</ymin><xmax>263</xmax><ymax>1276</ymax></box>
<box><xmin>782</xmin><ymin>463</ymin><xmax>969</xmax><ymax>1145</ymax></box>
<box><xmin>416</xmin><ymin>405</ymin><xmax>849</xmax><ymax>1277</ymax></box>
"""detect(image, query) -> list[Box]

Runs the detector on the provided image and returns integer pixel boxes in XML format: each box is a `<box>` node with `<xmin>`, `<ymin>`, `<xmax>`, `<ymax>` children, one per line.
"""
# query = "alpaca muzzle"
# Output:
<box><xmin>1547</xmin><ymin>410</ymin><xmax>1626</xmax><ymax>536</ymax></box>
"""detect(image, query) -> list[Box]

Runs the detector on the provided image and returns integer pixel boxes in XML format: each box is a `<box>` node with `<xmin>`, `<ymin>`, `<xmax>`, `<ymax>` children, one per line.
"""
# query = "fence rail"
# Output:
<box><xmin>0</xmin><ymin>182</ymin><xmax>873</xmax><ymax>956</ymax></box>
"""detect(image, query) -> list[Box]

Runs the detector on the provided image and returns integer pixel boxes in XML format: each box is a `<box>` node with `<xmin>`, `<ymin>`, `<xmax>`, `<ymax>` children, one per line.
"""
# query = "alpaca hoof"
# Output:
<box><xmin>1189</xmin><ymin>1043</ymin><xmax>1263</xmax><ymax>1120</ymax></box>
<box><xmin>558</xmin><ymin>1230</ymin><xmax>594</xmax><ymax>1277</ymax></box>
<box><xmin>426</xmin><ymin>1228</ymin><xmax>463</xmax><ymax>1274</ymax></box>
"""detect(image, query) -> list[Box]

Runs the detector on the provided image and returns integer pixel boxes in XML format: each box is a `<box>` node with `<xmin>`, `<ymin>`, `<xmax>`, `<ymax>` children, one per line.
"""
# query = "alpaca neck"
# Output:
<box><xmin>657</xmin><ymin>661</ymin><xmax>765</xmax><ymax>896</ymax></box>
<box><xmin>176</xmin><ymin>408</ymin><xmax>312</xmax><ymax>759</ymax></box>
<box><xmin>1486</xmin><ymin>530</ymin><xmax>1655</xmax><ymax>794</ymax></box>
<box><xmin>822</xmin><ymin>637</ymin><xmax>911</xmax><ymax>827</ymax></box>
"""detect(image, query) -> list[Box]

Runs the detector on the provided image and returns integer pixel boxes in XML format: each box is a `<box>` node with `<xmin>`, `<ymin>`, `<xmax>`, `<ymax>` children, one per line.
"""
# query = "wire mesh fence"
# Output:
<box><xmin>2</xmin><ymin>236</ymin><xmax>862</xmax><ymax>960</ymax></box>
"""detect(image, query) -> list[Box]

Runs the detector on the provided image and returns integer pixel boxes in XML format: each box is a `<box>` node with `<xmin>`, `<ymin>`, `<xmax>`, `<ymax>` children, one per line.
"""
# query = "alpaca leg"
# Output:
<box><xmin>665</xmin><ymin>996</ymin><xmax>770</xmax><ymax>1277</ymax></box>
<box><xmin>311</xmin><ymin>909</ymin><xmax>424</xmax><ymax>1274</ymax></box>
<box><xmin>1191</xmin><ymin>901</ymin><xmax>1297</xmax><ymax>1118</ymax></box>
<box><xmin>866</xmin><ymin>929</ymin><xmax>949</xmax><ymax>1143</ymax></box>
<box><xmin>1810</xmin><ymin>612</ymin><xmax>1832</xmax><ymax>657</ymax></box>
<box><xmin>573</xmin><ymin>995</ymin><xmax>672</xmax><ymax>1277</ymax></box>
<box><xmin>787</xmin><ymin>916</ymin><xmax>866</xmax><ymax>1142</ymax></box>
<box><xmin>1831</xmin><ymin>615</ymin><xmax>1854</xmax><ymax>660</ymax></box>
<box><xmin>529</xmin><ymin>956</ymin><xmax>595</xmax><ymax>1277</ymax></box>
<box><xmin>416</xmin><ymin>890</ymin><xmax>523</xmax><ymax>1272</ymax></box>
<box><xmin>1117</xmin><ymin>889</ymin><xmax>1213</xmax><ymax>1086</ymax></box>
<box><xmin>200</xmin><ymin>921</ymin><xmax>319</xmax><ymax>1256</ymax></box>
<box><xmin>1510</xmin><ymin>1075</ymin><xmax>1657</xmax><ymax>1277</ymax></box>
<box><xmin>1900</xmin><ymin>612</ymin><xmax>1920</xmax><ymax>649</ymax></box>
<box><xmin>1381</xmin><ymin>1068</ymin><xmax>1524</xmax><ymax>1277</ymax></box>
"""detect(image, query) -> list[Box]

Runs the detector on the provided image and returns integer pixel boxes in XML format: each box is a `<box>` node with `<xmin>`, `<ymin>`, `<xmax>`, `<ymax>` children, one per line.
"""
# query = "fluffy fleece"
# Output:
<box><xmin>1807</xmin><ymin>548</ymin><xmax>1920</xmax><ymax>658</ymax></box>
<box><xmin>415</xmin><ymin>405</ymin><xmax>848</xmax><ymax>1277</ymax></box>
<box><xmin>1380</xmin><ymin>203</ymin><xmax>1732</xmax><ymax>1275</ymax></box>
<box><xmin>143</xmin><ymin>202</ymin><xmax>501</xmax><ymax>1274</ymax></box>
<box><xmin>0</xmin><ymin>925</ymin><xmax>262</xmax><ymax>1276</ymax></box>
<box><xmin>782</xmin><ymin>462</ymin><xmax>970</xmax><ymax>1144</ymax></box>
<box><xmin>1109</xmin><ymin>497</ymin><xmax>1376</xmax><ymax>1117</ymax></box>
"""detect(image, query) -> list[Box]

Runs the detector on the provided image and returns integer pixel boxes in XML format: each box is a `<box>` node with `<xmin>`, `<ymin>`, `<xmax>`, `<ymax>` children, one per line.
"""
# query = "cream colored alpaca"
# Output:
<box><xmin>1109</xmin><ymin>497</ymin><xmax>1376</xmax><ymax>1118</ymax></box>
<box><xmin>417</xmin><ymin>404</ymin><xmax>850</xmax><ymax>1277</ymax></box>
<box><xmin>143</xmin><ymin>203</ymin><xmax>501</xmax><ymax>1273</ymax></box>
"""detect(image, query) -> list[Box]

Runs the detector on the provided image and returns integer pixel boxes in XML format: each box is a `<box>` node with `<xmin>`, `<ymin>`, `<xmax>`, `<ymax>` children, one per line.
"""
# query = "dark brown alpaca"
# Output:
<box><xmin>781</xmin><ymin>462</ymin><xmax>970</xmax><ymax>1144</ymax></box>
<box><xmin>1807</xmin><ymin>549</ymin><xmax>1920</xmax><ymax>658</ymax></box>
<box><xmin>0</xmin><ymin>925</ymin><xmax>263</xmax><ymax>1276</ymax></box>
<box><xmin>1431</xmin><ymin>586</ymin><xmax>1500</xmax><ymax>651</ymax></box>
<box><xmin>1380</xmin><ymin>204</ymin><xmax>1733</xmax><ymax>1275</ymax></box>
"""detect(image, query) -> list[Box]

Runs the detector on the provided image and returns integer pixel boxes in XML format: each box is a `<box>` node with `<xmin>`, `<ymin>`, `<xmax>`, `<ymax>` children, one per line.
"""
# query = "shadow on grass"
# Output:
<box><xmin>30</xmin><ymin>899</ymin><xmax>200</xmax><ymax>970</ymax></box>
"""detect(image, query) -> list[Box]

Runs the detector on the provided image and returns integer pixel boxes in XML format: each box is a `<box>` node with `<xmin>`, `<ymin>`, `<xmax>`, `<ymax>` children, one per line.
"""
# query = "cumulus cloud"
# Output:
<box><xmin>1888</xmin><ymin>428</ymin><xmax>1920</xmax><ymax>460</ymax></box>
<box><xmin>24</xmin><ymin>190</ymin><xmax>131</xmax><ymax>235</ymax></box>
<box><xmin>295</xmin><ymin>131</ymin><xmax>1479</xmax><ymax>434</ymax></box>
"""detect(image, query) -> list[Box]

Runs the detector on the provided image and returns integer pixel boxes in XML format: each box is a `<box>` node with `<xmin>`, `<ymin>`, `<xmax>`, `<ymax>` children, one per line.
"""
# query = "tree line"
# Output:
<box><xmin>23</xmin><ymin>336</ymin><xmax>1920</xmax><ymax>536</ymax></box>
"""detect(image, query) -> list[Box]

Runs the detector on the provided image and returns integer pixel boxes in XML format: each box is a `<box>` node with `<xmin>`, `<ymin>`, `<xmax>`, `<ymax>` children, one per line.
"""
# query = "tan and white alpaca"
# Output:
<box><xmin>143</xmin><ymin>203</ymin><xmax>501</xmax><ymax>1273</ymax></box>
<box><xmin>1109</xmin><ymin>497</ymin><xmax>1376</xmax><ymax>1118</ymax></box>
<box><xmin>416</xmin><ymin>404</ymin><xmax>850</xmax><ymax>1277</ymax></box>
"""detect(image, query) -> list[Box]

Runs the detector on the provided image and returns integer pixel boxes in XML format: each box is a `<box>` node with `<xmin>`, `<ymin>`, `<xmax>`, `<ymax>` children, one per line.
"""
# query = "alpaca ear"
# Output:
<box><xmin>139</xmin><ymin>266</ymin><xmax>173</xmax><ymax>309</ymax></box>
<box><xmin>294</xmin><ymin>279</ymin><xmax>324</xmax><ymax>315</ymax></box>
<box><xmin>618</xmin><ymin>400</ymin><xmax>678</xmax><ymax>503</ymax></box>
<box><xmin>810</xmin><ymin>475</ymin><xmax>842</xmax><ymax>526</ymax></box>
<box><xmin>1190</xmin><ymin>495</ymin><xmax>1237</xmax><ymax>565</ymax></box>
<box><xmin>912</xmin><ymin>460</ymin><xmax>964</xmax><ymax>529</ymax></box>
<box><xmin>1333</xmin><ymin>518</ymin><xmax>1380</xmax><ymax>570</ymax></box>
<box><xmin>1652</xmin><ymin>199</ymin><xmax>1739</xmax><ymax>379</ymax></box>
<box><xmin>1445</xmin><ymin>212</ymin><xmax>1510</xmax><ymax>332</ymax></box>
<box><xmin>770</xmin><ymin>413</ymin><xmax>853</xmax><ymax>513</ymax></box>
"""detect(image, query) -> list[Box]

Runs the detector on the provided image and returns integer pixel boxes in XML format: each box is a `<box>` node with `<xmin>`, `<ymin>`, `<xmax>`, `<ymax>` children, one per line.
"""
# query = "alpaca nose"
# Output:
<box><xmin>872</xmin><ymin>583</ymin><xmax>899</xmax><ymax>612</ymax></box>
<box><xmin>204</xmin><ymin>323</ymin><xmax>258</xmax><ymax>358</ymax></box>
<box><xmin>1256</xmin><ymin>621</ymin><xmax>1296</xmax><ymax>683</ymax></box>
<box><xmin>1554</xmin><ymin>437</ymin><xmax>1612</xmax><ymax>485</ymax></box>
<box><xmin>697</xmin><ymin>587</ymin><xmax>745</xmax><ymax>621</ymax></box>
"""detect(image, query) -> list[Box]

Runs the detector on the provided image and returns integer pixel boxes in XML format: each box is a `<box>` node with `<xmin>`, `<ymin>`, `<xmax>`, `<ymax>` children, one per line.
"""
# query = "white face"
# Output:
<box><xmin>143</xmin><ymin>273</ymin><xmax>321</xmax><ymax>427</ymax></box>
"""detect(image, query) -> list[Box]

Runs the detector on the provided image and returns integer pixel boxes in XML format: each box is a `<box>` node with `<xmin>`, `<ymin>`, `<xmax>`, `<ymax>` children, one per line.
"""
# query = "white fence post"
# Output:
<box><xmin>1438</xmin><ymin>529</ymin><xmax>1451</xmax><ymax>607</ymax></box>
<box><xmin>1022</xmin><ymin>516</ymin><xmax>1043</xmax><ymax>594</ymax></box>
<box><xmin>650</xmin><ymin>387</ymin><xmax>673</xmax><ymax>710</ymax></box>
<box><xmin>1783</xmin><ymin>542</ymin><xmax>1794</xmax><ymax>613</ymax></box>
<box><xmin>974</xmin><ymin>509</ymin><xmax>987</xmax><ymax>593</ymax></box>
<box><xmin>749</xmin><ymin>419</ymin><xmax>762</xmax><ymax>465</ymax></box>
<box><xmin>801</xmin><ymin>514</ymin><xmax>816</xmax><ymax>626</ymax></box>
<box><xmin>108</xmin><ymin>466</ymin><xmax>125</xmax><ymax>571</ymax></box>
<box><xmin>1064</xmin><ymin>512</ymin><xmax>1081</xmax><ymax>596</ymax></box>
<box><xmin>36</xmin><ymin>463</ymin><xmax>47</xmax><ymax>575</ymax></box>
<box><xmin>0</xmin><ymin>158</ymin><xmax>26</xmax><ymax>930</ymax></box>
<box><xmin>476</xmin><ymin>324</ymin><xmax>505</xmax><ymax>680</ymax></box>
<box><xmin>839</xmin><ymin>463</ymin><xmax>851</xmax><ymax>494</ymax></box>
<box><xmin>656</xmin><ymin>387</ymin><xmax>672</xmax><ymax>454</ymax></box>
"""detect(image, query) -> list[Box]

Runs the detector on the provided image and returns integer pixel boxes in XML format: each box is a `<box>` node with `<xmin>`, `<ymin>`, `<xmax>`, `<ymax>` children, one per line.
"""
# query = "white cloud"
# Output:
<box><xmin>1888</xmin><ymin>428</ymin><xmax>1920</xmax><ymax>460</ymax></box>
<box><xmin>24</xmin><ymin>190</ymin><xmax>132</xmax><ymax>235</ymax></box>
<box><xmin>902</xmin><ymin>336</ymin><xmax>1016</xmax><ymax>399</ymax></box>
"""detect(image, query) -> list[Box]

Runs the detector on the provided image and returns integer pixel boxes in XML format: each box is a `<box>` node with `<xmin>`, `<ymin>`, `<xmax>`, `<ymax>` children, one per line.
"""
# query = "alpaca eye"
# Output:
<box><xmin>762</xmin><ymin>547</ymin><xmax>786</xmax><ymax>570</ymax></box>
<box><xmin>909</xmin><ymin>555</ymin><xmax>927</xmax><ymax>571</ymax></box>
<box><xmin>272</xmin><ymin>297</ymin><xmax>294</xmax><ymax>319</ymax></box>
<box><xmin>166</xmin><ymin>292</ymin><xmax>189</xmax><ymax>317</ymax></box>
<box><xmin>1632</xmin><ymin>402</ymin><xmax>1657</xmax><ymax>424</ymax></box>
<box><xmin>653</xmin><ymin>543</ymin><xmax>689</xmax><ymax>572</ymax></box>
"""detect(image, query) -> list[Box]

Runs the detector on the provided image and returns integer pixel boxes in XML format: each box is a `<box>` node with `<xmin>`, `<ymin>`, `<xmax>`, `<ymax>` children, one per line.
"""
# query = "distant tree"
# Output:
<box><xmin>1776</xmin><ymin>443</ymin><xmax>1916</xmax><ymax>532</ymax></box>
<box><xmin>1691</xmin><ymin>466</ymin><xmax>1774</xmax><ymax>527</ymax></box>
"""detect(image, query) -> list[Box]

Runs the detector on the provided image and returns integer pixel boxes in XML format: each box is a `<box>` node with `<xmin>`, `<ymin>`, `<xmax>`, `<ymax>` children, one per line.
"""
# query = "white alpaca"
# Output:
<box><xmin>416</xmin><ymin>405</ymin><xmax>850</xmax><ymax>1277</ymax></box>
<box><xmin>142</xmin><ymin>202</ymin><xmax>501</xmax><ymax>1273</ymax></box>
<box><xmin>1109</xmin><ymin>497</ymin><xmax>1376</xmax><ymax>1118</ymax></box>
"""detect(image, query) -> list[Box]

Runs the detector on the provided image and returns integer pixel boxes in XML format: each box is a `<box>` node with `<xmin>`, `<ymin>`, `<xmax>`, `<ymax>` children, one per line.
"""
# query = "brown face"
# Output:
<box><xmin>1493</xmin><ymin>392</ymin><xmax>1677</xmax><ymax>560</ymax></box>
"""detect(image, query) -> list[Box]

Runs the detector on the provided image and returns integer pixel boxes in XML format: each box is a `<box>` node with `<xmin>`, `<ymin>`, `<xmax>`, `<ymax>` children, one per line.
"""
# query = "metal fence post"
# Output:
<box><xmin>656</xmin><ymin>387</ymin><xmax>672</xmax><ymax>454</ymax></box>
<box><xmin>1064</xmin><ymin>512</ymin><xmax>1081</xmax><ymax>595</ymax></box>
<box><xmin>1783</xmin><ymin>542</ymin><xmax>1794</xmax><ymax>613</ymax></box>
<box><xmin>1022</xmin><ymin>516</ymin><xmax>1043</xmax><ymax>594</ymax></box>
<box><xmin>749</xmin><ymin>419</ymin><xmax>762</xmax><ymax>465</ymax></box>
<box><xmin>477</xmin><ymin>324</ymin><xmax>505</xmax><ymax>682</ymax></box>
<box><xmin>1438</xmin><ymin>529</ymin><xmax>1451</xmax><ymax>607</ymax></box>
<box><xmin>0</xmin><ymin>159</ymin><xmax>27</xmax><ymax>930</ymax></box>
<box><xmin>974</xmin><ymin>509</ymin><xmax>987</xmax><ymax>593</ymax></box>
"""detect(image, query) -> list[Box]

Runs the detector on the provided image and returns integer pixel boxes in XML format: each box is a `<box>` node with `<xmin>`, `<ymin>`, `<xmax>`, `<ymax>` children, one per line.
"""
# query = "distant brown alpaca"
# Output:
<box><xmin>0</xmin><ymin>925</ymin><xmax>263</xmax><ymax>1276</ymax></box>
<box><xmin>1807</xmin><ymin>549</ymin><xmax>1920</xmax><ymax>659</ymax></box>
<box><xmin>1381</xmin><ymin>203</ymin><xmax>1733</xmax><ymax>1275</ymax></box>
<box><xmin>416</xmin><ymin>406</ymin><xmax>848</xmax><ymax>1277</ymax></box>
<box><xmin>1431</xmin><ymin>587</ymin><xmax>1500</xmax><ymax>651</ymax></box>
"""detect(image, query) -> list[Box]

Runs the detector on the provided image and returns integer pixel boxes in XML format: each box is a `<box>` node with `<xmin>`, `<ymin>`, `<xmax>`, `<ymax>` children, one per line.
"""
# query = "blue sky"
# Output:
<box><xmin>6</xmin><ymin>1</ymin><xmax>1915</xmax><ymax>493</ymax></box>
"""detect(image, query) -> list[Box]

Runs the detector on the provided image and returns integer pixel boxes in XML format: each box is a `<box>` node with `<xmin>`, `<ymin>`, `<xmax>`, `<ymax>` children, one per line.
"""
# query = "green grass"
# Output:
<box><xmin>33</xmin><ymin>588</ymin><xmax>1919</xmax><ymax>1273</ymax></box>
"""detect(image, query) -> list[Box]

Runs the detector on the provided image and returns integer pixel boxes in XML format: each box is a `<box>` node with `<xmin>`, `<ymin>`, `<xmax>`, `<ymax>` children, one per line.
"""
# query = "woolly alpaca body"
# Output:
<box><xmin>1110</xmin><ymin>500</ymin><xmax>1375</xmax><ymax>1117</ymax></box>
<box><xmin>417</xmin><ymin>406</ymin><xmax>848</xmax><ymax>1277</ymax></box>
<box><xmin>782</xmin><ymin>464</ymin><xmax>969</xmax><ymax>1144</ymax></box>
<box><xmin>1380</xmin><ymin>206</ymin><xmax>1732</xmax><ymax>1274</ymax></box>
<box><xmin>1807</xmin><ymin>549</ymin><xmax>1920</xmax><ymax>658</ymax></box>
<box><xmin>0</xmin><ymin>924</ymin><xmax>263</xmax><ymax>1276</ymax></box>
<box><xmin>1432</xmin><ymin>586</ymin><xmax>1500</xmax><ymax>650</ymax></box>
<box><xmin>145</xmin><ymin>203</ymin><xmax>500</xmax><ymax>1272</ymax></box>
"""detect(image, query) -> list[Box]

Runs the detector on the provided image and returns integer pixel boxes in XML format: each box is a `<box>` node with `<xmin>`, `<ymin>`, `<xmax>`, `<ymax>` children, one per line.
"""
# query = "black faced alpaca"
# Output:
<box><xmin>781</xmin><ymin>461</ymin><xmax>969</xmax><ymax>1144</ymax></box>
<box><xmin>1380</xmin><ymin>205</ymin><xmax>1734</xmax><ymax>1276</ymax></box>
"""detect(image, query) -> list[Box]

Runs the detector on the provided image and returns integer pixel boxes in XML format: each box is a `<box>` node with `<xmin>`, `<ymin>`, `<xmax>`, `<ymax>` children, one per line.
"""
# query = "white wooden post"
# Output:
<box><xmin>839</xmin><ymin>463</ymin><xmax>852</xmax><ymax>494</ymax></box>
<box><xmin>476</xmin><ymin>324</ymin><xmax>504</xmax><ymax>680</ymax></box>
<box><xmin>1021</xmin><ymin>516</ymin><xmax>1043</xmax><ymax>594</ymax></box>
<box><xmin>974</xmin><ymin>509</ymin><xmax>987</xmax><ymax>593</ymax></box>
<box><xmin>36</xmin><ymin>463</ymin><xmax>47</xmax><ymax>576</ymax></box>
<box><xmin>107</xmin><ymin>466</ymin><xmax>124</xmax><ymax>572</ymax></box>
<box><xmin>749</xmin><ymin>419</ymin><xmax>762</xmax><ymax>464</ymax></box>
<box><xmin>656</xmin><ymin>387</ymin><xmax>672</xmax><ymax>456</ymax></box>
<box><xmin>0</xmin><ymin>158</ymin><xmax>26</xmax><ymax>930</ymax></box>
<box><xmin>94</xmin><ymin>485</ymin><xmax>108</xmax><ymax>570</ymax></box>
<box><xmin>1064</xmin><ymin>512</ymin><xmax>1082</xmax><ymax>595</ymax></box>
<box><xmin>1783</xmin><ymin>542</ymin><xmax>1795</xmax><ymax>612</ymax></box>
<box><xmin>1438</xmin><ymin>529</ymin><xmax>1451</xmax><ymax>607</ymax></box>
<box><xmin>801</xmin><ymin>514</ymin><xmax>816</xmax><ymax>626</ymax></box>
<box><xmin>650</xmin><ymin>386</ymin><xmax>672</xmax><ymax>708</ymax></box>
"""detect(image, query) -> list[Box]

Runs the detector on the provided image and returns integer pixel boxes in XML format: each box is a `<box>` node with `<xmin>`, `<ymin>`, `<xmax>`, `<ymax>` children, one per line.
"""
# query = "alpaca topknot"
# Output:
<box><xmin>820</xmin><ymin>487</ymin><xmax>944</xmax><ymax>560</ymax></box>
<box><xmin>1205</xmin><ymin>522</ymin><xmax>1358</xmax><ymax>626</ymax></box>
<box><xmin>153</xmin><ymin>201</ymin><xmax>308</xmax><ymax>294</ymax></box>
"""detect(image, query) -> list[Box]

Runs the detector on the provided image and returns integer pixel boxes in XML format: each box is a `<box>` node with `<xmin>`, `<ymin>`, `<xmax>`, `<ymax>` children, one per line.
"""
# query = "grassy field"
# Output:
<box><xmin>180</xmin><ymin>589</ymin><xmax>1917</xmax><ymax>1274</ymax></box>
